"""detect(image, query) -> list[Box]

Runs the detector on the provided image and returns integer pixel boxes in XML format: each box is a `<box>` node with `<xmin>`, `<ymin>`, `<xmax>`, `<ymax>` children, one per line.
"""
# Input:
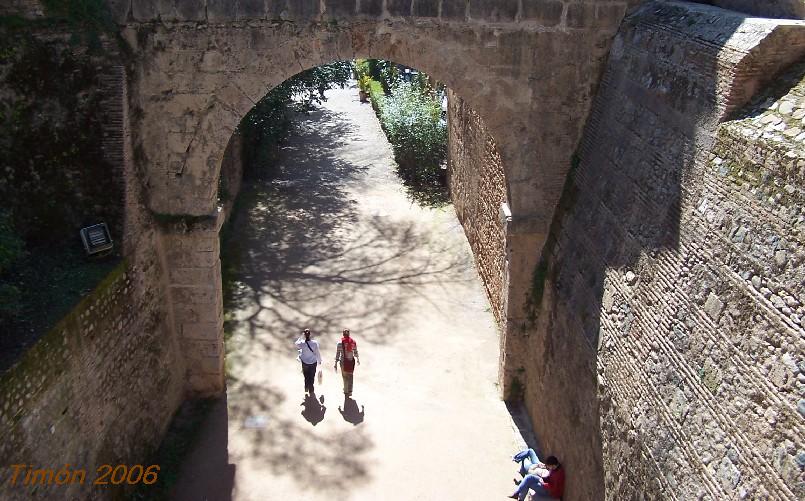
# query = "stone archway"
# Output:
<box><xmin>125</xmin><ymin>10</ymin><xmax>626</xmax><ymax>394</ymax></box>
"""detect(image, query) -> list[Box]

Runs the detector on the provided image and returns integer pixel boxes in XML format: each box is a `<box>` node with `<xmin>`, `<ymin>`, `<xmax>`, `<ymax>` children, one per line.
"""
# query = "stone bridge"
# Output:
<box><xmin>1</xmin><ymin>1</ymin><xmax>804</xmax><ymax>499</ymax></box>
<box><xmin>116</xmin><ymin>0</ymin><xmax>635</xmax><ymax>395</ymax></box>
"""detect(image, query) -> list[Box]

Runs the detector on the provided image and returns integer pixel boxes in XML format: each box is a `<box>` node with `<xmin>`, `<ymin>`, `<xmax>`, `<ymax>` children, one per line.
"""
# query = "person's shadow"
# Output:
<box><xmin>301</xmin><ymin>393</ymin><xmax>326</xmax><ymax>425</ymax></box>
<box><xmin>338</xmin><ymin>396</ymin><xmax>365</xmax><ymax>425</ymax></box>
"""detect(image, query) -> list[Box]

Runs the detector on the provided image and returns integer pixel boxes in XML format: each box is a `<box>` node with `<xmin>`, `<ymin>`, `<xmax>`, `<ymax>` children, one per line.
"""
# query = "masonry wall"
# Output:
<box><xmin>0</xmin><ymin>38</ymin><xmax>186</xmax><ymax>499</ymax></box>
<box><xmin>0</xmin><ymin>248</ymin><xmax>185</xmax><ymax>499</ymax></box>
<box><xmin>517</xmin><ymin>3</ymin><xmax>805</xmax><ymax>500</ymax></box>
<box><xmin>446</xmin><ymin>89</ymin><xmax>507</xmax><ymax>327</ymax></box>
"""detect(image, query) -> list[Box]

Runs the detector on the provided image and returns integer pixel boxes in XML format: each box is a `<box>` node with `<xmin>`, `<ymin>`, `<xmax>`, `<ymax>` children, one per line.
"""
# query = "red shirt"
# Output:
<box><xmin>543</xmin><ymin>466</ymin><xmax>565</xmax><ymax>498</ymax></box>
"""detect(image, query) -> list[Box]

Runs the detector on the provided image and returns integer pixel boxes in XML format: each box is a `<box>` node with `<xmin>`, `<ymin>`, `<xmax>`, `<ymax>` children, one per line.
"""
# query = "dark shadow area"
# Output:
<box><xmin>131</xmin><ymin>397</ymin><xmax>235</xmax><ymax>501</ymax></box>
<box><xmin>520</xmin><ymin>3</ymin><xmax>803</xmax><ymax>500</ymax></box>
<box><xmin>300</xmin><ymin>392</ymin><xmax>327</xmax><ymax>425</ymax></box>
<box><xmin>339</xmin><ymin>396</ymin><xmax>365</xmax><ymax>425</ymax></box>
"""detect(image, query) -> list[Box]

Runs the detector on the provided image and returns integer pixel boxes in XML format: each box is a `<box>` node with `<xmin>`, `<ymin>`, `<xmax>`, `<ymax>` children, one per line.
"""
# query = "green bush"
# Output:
<box><xmin>375</xmin><ymin>82</ymin><xmax>446</xmax><ymax>189</ymax></box>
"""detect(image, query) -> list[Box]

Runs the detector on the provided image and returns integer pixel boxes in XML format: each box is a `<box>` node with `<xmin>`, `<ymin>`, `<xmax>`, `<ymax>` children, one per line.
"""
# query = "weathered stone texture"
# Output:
<box><xmin>159</xmin><ymin>211</ymin><xmax>226</xmax><ymax>395</ymax></box>
<box><xmin>0</xmin><ymin>53</ymin><xmax>186</xmax><ymax>500</ymax></box>
<box><xmin>0</xmin><ymin>211</ymin><xmax>184</xmax><ymax>500</ymax></box>
<box><xmin>469</xmin><ymin>0</ymin><xmax>518</xmax><ymax>22</ymax></box>
<box><xmin>522</xmin><ymin>0</ymin><xmax>563</xmax><ymax>26</ymax></box>
<box><xmin>515</xmin><ymin>2</ymin><xmax>805</xmax><ymax>500</ymax></box>
<box><xmin>447</xmin><ymin>89</ymin><xmax>507</xmax><ymax>327</ymax></box>
<box><xmin>705</xmin><ymin>0</ymin><xmax>805</xmax><ymax>20</ymax></box>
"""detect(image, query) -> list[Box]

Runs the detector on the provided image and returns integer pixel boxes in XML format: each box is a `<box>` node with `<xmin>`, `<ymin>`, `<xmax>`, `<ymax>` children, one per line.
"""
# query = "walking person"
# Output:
<box><xmin>334</xmin><ymin>328</ymin><xmax>360</xmax><ymax>396</ymax></box>
<box><xmin>295</xmin><ymin>328</ymin><xmax>322</xmax><ymax>395</ymax></box>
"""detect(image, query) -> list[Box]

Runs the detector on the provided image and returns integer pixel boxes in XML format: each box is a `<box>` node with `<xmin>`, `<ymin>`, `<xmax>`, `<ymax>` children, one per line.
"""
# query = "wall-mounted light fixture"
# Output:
<box><xmin>79</xmin><ymin>223</ymin><xmax>113</xmax><ymax>256</ymax></box>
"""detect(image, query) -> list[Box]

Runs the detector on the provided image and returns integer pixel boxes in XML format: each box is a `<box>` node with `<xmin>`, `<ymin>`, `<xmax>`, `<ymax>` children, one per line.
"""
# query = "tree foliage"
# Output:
<box><xmin>356</xmin><ymin>58</ymin><xmax>398</xmax><ymax>93</ymax></box>
<box><xmin>375</xmin><ymin>81</ymin><xmax>447</xmax><ymax>200</ymax></box>
<box><xmin>237</xmin><ymin>61</ymin><xmax>353</xmax><ymax>179</ymax></box>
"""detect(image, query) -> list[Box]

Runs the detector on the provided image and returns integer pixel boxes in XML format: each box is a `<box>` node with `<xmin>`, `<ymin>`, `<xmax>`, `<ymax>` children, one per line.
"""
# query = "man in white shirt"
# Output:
<box><xmin>295</xmin><ymin>328</ymin><xmax>322</xmax><ymax>395</ymax></box>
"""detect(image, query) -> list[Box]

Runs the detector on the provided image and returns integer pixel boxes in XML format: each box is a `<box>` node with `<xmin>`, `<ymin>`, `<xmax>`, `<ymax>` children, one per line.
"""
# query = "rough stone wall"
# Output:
<box><xmin>0</xmin><ymin>39</ymin><xmax>187</xmax><ymax>499</ymax></box>
<box><xmin>446</xmin><ymin>89</ymin><xmax>507</xmax><ymax>326</ymax></box>
<box><xmin>518</xmin><ymin>2</ymin><xmax>805</xmax><ymax>500</ymax></box>
<box><xmin>0</xmin><ymin>255</ymin><xmax>185</xmax><ymax>500</ymax></box>
<box><xmin>158</xmin><ymin>211</ymin><xmax>226</xmax><ymax>396</ymax></box>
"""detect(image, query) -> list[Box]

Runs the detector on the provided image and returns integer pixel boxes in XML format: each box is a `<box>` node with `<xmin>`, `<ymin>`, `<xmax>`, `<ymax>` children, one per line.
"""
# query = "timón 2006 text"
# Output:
<box><xmin>7</xmin><ymin>464</ymin><xmax>161</xmax><ymax>486</ymax></box>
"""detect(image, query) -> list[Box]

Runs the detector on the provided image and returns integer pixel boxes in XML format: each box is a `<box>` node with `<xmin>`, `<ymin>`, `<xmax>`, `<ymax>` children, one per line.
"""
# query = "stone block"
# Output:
<box><xmin>413</xmin><ymin>0</ymin><xmax>438</xmax><ymax>18</ymax></box>
<box><xmin>174</xmin><ymin>303</ymin><xmax>222</xmax><ymax>324</ymax></box>
<box><xmin>387</xmin><ymin>0</ymin><xmax>411</xmax><ymax>16</ymax></box>
<box><xmin>183</xmin><ymin>339</ymin><xmax>224</xmax><ymax>360</ymax></box>
<box><xmin>175</xmin><ymin>0</ymin><xmax>207</xmax><ymax>20</ymax></box>
<box><xmin>358</xmin><ymin>0</ymin><xmax>383</xmax><ymax>16</ymax></box>
<box><xmin>239</xmin><ymin>0</ymin><xmax>271</xmax><ymax>18</ymax></box>
<box><xmin>131</xmin><ymin>0</ymin><xmax>158</xmax><ymax>21</ymax></box>
<box><xmin>171</xmin><ymin>285</ymin><xmax>218</xmax><ymax>305</ymax></box>
<box><xmin>169</xmin><ymin>267</ymin><xmax>216</xmax><ymax>286</ymax></box>
<box><xmin>132</xmin><ymin>0</ymin><xmax>206</xmax><ymax>22</ymax></box>
<box><xmin>286</xmin><ymin>0</ymin><xmax>320</xmax><ymax>19</ymax></box>
<box><xmin>470</xmin><ymin>0</ymin><xmax>518</xmax><ymax>21</ymax></box>
<box><xmin>566</xmin><ymin>2</ymin><xmax>596</xmax><ymax>29</ymax></box>
<box><xmin>441</xmin><ymin>0</ymin><xmax>466</xmax><ymax>20</ymax></box>
<box><xmin>182</xmin><ymin>322</ymin><xmax>223</xmax><ymax>341</ymax></box>
<box><xmin>166</xmin><ymin>248</ymin><xmax>219</xmax><ymax>268</ymax></box>
<box><xmin>522</xmin><ymin>0</ymin><xmax>563</xmax><ymax>27</ymax></box>
<box><xmin>703</xmin><ymin>292</ymin><xmax>724</xmax><ymax>320</ymax></box>
<box><xmin>187</xmin><ymin>372</ymin><xmax>225</xmax><ymax>395</ymax></box>
<box><xmin>324</xmin><ymin>0</ymin><xmax>356</xmax><ymax>18</ymax></box>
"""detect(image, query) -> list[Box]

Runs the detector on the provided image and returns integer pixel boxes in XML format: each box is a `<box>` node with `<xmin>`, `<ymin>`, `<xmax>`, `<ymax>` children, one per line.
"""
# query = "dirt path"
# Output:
<box><xmin>172</xmin><ymin>86</ymin><xmax>534</xmax><ymax>501</ymax></box>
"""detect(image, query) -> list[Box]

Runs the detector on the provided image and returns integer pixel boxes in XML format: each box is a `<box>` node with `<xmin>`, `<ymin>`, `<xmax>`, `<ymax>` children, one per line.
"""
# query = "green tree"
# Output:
<box><xmin>237</xmin><ymin>61</ymin><xmax>353</xmax><ymax>179</ymax></box>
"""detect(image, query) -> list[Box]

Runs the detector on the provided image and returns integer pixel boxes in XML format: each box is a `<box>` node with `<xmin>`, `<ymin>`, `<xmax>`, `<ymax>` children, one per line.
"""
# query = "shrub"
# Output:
<box><xmin>375</xmin><ymin>82</ymin><xmax>446</xmax><ymax>188</ymax></box>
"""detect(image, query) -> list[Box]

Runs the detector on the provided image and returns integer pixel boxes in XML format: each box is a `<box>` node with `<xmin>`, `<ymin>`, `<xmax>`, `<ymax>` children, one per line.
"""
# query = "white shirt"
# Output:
<box><xmin>295</xmin><ymin>337</ymin><xmax>322</xmax><ymax>365</ymax></box>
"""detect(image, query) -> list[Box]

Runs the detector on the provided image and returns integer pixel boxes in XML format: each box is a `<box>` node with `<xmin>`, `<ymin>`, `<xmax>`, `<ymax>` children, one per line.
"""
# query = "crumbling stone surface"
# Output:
<box><xmin>0</xmin><ymin>66</ymin><xmax>186</xmax><ymax>500</ymax></box>
<box><xmin>511</xmin><ymin>2</ymin><xmax>805</xmax><ymax>499</ymax></box>
<box><xmin>446</xmin><ymin>89</ymin><xmax>507</xmax><ymax>327</ymax></box>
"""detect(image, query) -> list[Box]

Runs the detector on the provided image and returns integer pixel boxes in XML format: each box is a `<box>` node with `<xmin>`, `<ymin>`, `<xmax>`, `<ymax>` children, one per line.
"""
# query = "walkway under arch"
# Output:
<box><xmin>171</xmin><ymin>86</ymin><xmax>534</xmax><ymax>500</ymax></box>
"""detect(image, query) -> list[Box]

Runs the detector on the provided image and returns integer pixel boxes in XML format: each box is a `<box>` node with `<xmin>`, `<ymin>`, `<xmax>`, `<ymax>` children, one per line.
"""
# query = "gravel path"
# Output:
<box><xmin>172</xmin><ymin>86</ymin><xmax>533</xmax><ymax>501</ymax></box>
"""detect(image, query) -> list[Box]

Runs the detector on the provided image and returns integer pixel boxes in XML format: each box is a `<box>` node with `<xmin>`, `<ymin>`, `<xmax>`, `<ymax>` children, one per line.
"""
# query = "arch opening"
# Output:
<box><xmin>163</xmin><ymin>61</ymin><xmax>535</xmax><ymax>498</ymax></box>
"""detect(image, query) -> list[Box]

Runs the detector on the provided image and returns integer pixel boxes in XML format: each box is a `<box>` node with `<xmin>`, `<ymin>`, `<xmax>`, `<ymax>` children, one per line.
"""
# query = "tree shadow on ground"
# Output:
<box><xmin>209</xmin><ymin>99</ymin><xmax>475</xmax><ymax>497</ymax></box>
<box><xmin>222</xmin><ymin>105</ymin><xmax>475</xmax><ymax>355</ymax></box>
<box><xmin>227</xmin><ymin>381</ymin><xmax>372</xmax><ymax>495</ymax></box>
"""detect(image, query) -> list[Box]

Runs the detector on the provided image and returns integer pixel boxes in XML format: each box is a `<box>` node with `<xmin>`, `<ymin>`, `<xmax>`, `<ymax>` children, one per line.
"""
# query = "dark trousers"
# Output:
<box><xmin>301</xmin><ymin>361</ymin><xmax>317</xmax><ymax>393</ymax></box>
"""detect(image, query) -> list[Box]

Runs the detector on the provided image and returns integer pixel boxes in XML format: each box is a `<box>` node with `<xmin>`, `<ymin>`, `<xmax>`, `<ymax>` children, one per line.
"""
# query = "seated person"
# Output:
<box><xmin>508</xmin><ymin>450</ymin><xmax>564</xmax><ymax>500</ymax></box>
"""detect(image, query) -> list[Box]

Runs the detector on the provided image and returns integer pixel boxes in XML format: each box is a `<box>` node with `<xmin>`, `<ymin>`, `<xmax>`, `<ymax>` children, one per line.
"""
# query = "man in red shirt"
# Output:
<box><xmin>508</xmin><ymin>453</ymin><xmax>565</xmax><ymax>500</ymax></box>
